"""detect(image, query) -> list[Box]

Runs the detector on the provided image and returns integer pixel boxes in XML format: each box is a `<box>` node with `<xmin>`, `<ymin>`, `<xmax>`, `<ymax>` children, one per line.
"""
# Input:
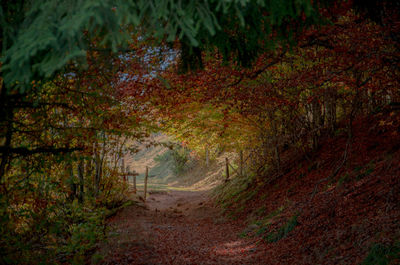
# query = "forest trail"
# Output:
<box><xmin>95</xmin><ymin>189</ymin><xmax>269</xmax><ymax>265</ymax></box>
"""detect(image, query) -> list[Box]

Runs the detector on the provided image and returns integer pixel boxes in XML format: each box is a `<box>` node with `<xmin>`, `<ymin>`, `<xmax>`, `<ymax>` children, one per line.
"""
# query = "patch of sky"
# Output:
<box><xmin>118</xmin><ymin>46</ymin><xmax>178</xmax><ymax>83</ymax></box>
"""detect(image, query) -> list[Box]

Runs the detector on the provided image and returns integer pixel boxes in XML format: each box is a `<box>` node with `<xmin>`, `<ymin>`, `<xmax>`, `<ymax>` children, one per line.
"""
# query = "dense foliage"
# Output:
<box><xmin>1</xmin><ymin>0</ymin><xmax>399</xmax><ymax>264</ymax></box>
<box><xmin>131</xmin><ymin>1</ymin><xmax>399</xmax><ymax>178</ymax></box>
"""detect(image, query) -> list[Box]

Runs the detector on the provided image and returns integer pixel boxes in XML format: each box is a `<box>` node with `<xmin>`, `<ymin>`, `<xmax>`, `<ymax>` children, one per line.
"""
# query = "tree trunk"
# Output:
<box><xmin>67</xmin><ymin>162</ymin><xmax>76</xmax><ymax>202</ymax></box>
<box><xmin>274</xmin><ymin>144</ymin><xmax>281</xmax><ymax>173</ymax></box>
<box><xmin>225</xmin><ymin>158</ymin><xmax>230</xmax><ymax>182</ymax></box>
<box><xmin>325</xmin><ymin>87</ymin><xmax>337</xmax><ymax>135</ymax></box>
<box><xmin>0</xmin><ymin>83</ymin><xmax>15</xmax><ymax>182</ymax></box>
<box><xmin>311</xmin><ymin>98</ymin><xmax>323</xmax><ymax>150</ymax></box>
<box><xmin>94</xmin><ymin>151</ymin><xmax>102</xmax><ymax>196</ymax></box>
<box><xmin>121</xmin><ymin>157</ymin><xmax>126</xmax><ymax>182</ymax></box>
<box><xmin>86</xmin><ymin>155</ymin><xmax>93</xmax><ymax>194</ymax></box>
<box><xmin>144</xmin><ymin>166</ymin><xmax>148</xmax><ymax>201</ymax></box>
<box><xmin>78</xmin><ymin>159</ymin><xmax>84</xmax><ymax>203</ymax></box>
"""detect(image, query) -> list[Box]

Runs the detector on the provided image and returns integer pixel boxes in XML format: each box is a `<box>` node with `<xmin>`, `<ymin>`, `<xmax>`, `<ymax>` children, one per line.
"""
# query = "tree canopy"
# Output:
<box><xmin>1</xmin><ymin>0</ymin><xmax>331</xmax><ymax>93</ymax></box>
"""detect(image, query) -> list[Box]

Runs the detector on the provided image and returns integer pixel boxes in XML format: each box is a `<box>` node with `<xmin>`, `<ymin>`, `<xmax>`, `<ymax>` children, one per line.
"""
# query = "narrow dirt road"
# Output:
<box><xmin>95</xmin><ymin>189</ymin><xmax>269</xmax><ymax>265</ymax></box>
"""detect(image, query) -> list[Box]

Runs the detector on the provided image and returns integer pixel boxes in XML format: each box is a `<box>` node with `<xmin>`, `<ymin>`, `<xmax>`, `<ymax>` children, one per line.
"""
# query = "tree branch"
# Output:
<box><xmin>0</xmin><ymin>146</ymin><xmax>82</xmax><ymax>155</ymax></box>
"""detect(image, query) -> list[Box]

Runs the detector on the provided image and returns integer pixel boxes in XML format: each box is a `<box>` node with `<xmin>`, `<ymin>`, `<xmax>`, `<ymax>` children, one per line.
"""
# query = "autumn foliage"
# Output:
<box><xmin>1</xmin><ymin>0</ymin><xmax>399</xmax><ymax>264</ymax></box>
<box><xmin>120</xmin><ymin>5</ymin><xmax>399</xmax><ymax>175</ymax></box>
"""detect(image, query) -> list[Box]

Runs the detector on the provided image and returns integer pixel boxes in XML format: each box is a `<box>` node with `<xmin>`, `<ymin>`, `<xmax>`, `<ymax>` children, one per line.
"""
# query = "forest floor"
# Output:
<box><xmin>94</xmin><ymin>189</ymin><xmax>270</xmax><ymax>265</ymax></box>
<box><xmin>94</xmin><ymin>111</ymin><xmax>400</xmax><ymax>265</ymax></box>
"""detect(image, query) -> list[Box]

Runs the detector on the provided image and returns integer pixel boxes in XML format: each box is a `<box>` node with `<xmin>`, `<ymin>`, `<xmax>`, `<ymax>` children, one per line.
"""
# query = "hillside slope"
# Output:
<box><xmin>125</xmin><ymin>134</ymin><xmax>229</xmax><ymax>190</ymax></box>
<box><xmin>215</xmin><ymin>110</ymin><xmax>400</xmax><ymax>264</ymax></box>
<box><xmin>97</xmin><ymin>110</ymin><xmax>399</xmax><ymax>265</ymax></box>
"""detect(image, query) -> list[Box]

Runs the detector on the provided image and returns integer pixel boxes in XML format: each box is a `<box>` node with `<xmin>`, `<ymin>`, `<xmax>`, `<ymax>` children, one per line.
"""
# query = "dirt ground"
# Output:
<box><xmin>94</xmin><ymin>189</ymin><xmax>268</xmax><ymax>265</ymax></box>
<box><xmin>93</xmin><ymin>113</ymin><xmax>400</xmax><ymax>265</ymax></box>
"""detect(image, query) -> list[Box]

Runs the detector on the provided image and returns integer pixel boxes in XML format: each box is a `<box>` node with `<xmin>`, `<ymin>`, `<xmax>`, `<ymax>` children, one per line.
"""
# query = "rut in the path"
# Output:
<box><xmin>95</xmin><ymin>190</ymin><xmax>271</xmax><ymax>265</ymax></box>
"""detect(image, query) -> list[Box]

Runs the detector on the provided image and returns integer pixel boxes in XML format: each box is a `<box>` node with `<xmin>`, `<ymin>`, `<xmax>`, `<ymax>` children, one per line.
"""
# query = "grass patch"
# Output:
<box><xmin>337</xmin><ymin>172</ymin><xmax>350</xmax><ymax>186</ymax></box>
<box><xmin>214</xmin><ymin>171</ymin><xmax>262</xmax><ymax>219</ymax></box>
<box><xmin>255</xmin><ymin>205</ymin><xmax>267</xmax><ymax>216</ymax></box>
<box><xmin>214</xmin><ymin>174</ymin><xmax>254</xmax><ymax>206</ymax></box>
<box><xmin>336</xmin><ymin>161</ymin><xmax>376</xmax><ymax>187</ymax></box>
<box><xmin>135</xmin><ymin>183</ymin><xmax>195</xmax><ymax>192</ymax></box>
<box><xmin>354</xmin><ymin>165</ymin><xmax>363</xmax><ymax>172</ymax></box>
<box><xmin>362</xmin><ymin>242</ymin><xmax>400</xmax><ymax>265</ymax></box>
<box><xmin>246</xmin><ymin>205</ymin><xmax>286</xmax><ymax>238</ymax></box>
<box><xmin>264</xmin><ymin>213</ymin><xmax>299</xmax><ymax>243</ymax></box>
<box><xmin>260</xmin><ymin>193</ymin><xmax>269</xmax><ymax>201</ymax></box>
<box><xmin>298</xmin><ymin>172</ymin><xmax>305</xmax><ymax>179</ymax></box>
<box><xmin>233</xmin><ymin>204</ymin><xmax>246</xmax><ymax>215</ymax></box>
<box><xmin>256</xmin><ymin>225</ymin><xmax>269</xmax><ymax>236</ymax></box>
<box><xmin>265</xmin><ymin>205</ymin><xmax>285</xmax><ymax>220</ymax></box>
<box><xmin>356</xmin><ymin>164</ymin><xmax>375</xmax><ymax>180</ymax></box>
<box><xmin>347</xmin><ymin>162</ymin><xmax>376</xmax><ymax>182</ymax></box>
<box><xmin>238</xmin><ymin>230</ymin><xmax>249</xmax><ymax>238</ymax></box>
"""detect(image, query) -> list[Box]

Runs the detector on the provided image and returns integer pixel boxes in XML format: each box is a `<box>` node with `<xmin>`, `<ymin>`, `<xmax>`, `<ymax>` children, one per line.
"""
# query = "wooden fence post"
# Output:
<box><xmin>133</xmin><ymin>174</ymin><xmax>137</xmax><ymax>194</ymax></box>
<box><xmin>205</xmin><ymin>146</ymin><xmax>209</xmax><ymax>167</ymax></box>
<box><xmin>126</xmin><ymin>166</ymin><xmax>130</xmax><ymax>182</ymax></box>
<box><xmin>144</xmin><ymin>166</ymin><xmax>148</xmax><ymax>201</ymax></box>
<box><xmin>121</xmin><ymin>157</ymin><xmax>126</xmax><ymax>182</ymax></box>
<box><xmin>240</xmin><ymin>150</ymin><xmax>244</xmax><ymax>176</ymax></box>
<box><xmin>225</xmin><ymin>157</ymin><xmax>230</xmax><ymax>182</ymax></box>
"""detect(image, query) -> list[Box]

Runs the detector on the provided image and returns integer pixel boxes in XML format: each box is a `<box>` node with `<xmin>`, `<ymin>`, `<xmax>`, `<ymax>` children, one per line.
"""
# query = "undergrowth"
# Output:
<box><xmin>0</xmin><ymin>180</ymin><xmax>131</xmax><ymax>265</ymax></box>
<box><xmin>362</xmin><ymin>242</ymin><xmax>400</xmax><ymax>265</ymax></box>
<box><xmin>264</xmin><ymin>214</ymin><xmax>299</xmax><ymax>243</ymax></box>
<box><xmin>214</xmin><ymin>173</ymin><xmax>257</xmax><ymax>217</ymax></box>
<box><xmin>239</xmin><ymin>208</ymin><xmax>299</xmax><ymax>243</ymax></box>
<box><xmin>154</xmin><ymin>146</ymin><xmax>192</xmax><ymax>176</ymax></box>
<box><xmin>337</xmin><ymin>161</ymin><xmax>376</xmax><ymax>187</ymax></box>
<box><xmin>0</xmin><ymin>200</ymin><xmax>108</xmax><ymax>264</ymax></box>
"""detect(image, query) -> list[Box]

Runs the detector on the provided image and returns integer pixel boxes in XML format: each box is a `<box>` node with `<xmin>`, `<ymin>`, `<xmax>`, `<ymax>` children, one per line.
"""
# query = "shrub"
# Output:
<box><xmin>170</xmin><ymin>146</ymin><xmax>191</xmax><ymax>176</ymax></box>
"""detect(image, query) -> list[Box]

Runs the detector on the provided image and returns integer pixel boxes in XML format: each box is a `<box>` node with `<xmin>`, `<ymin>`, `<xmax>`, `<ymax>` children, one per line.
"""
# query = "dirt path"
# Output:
<box><xmin>95</xmin><ymin>189</ymin><xmax>268</xmax><ymax>265</ymax></box>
